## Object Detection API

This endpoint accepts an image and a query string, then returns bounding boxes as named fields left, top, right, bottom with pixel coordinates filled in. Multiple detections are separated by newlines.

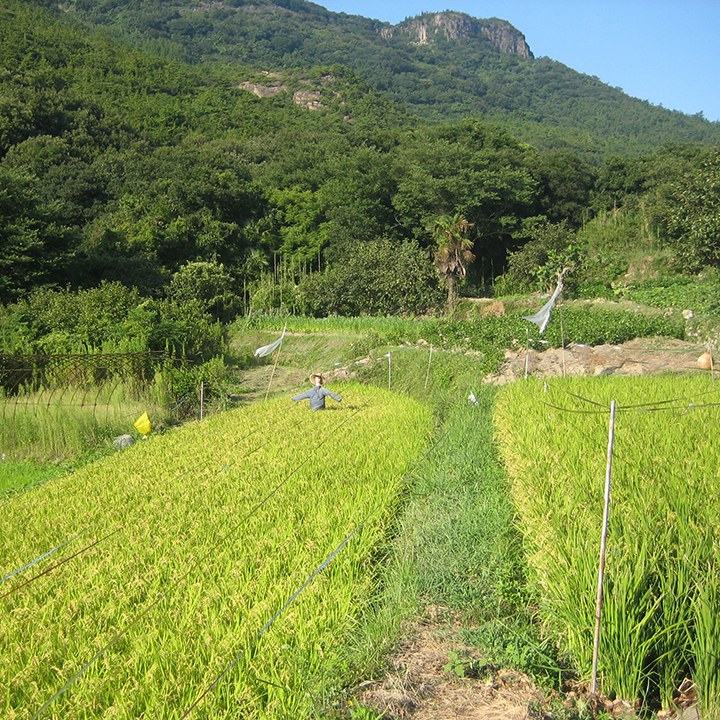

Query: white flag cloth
left=522, top=279, right=563, bottom=334
left=254, top=328, right=286, bottom=357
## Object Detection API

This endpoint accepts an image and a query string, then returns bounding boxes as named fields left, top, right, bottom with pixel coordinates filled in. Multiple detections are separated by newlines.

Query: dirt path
left=356, top=608, right=547, bottom=720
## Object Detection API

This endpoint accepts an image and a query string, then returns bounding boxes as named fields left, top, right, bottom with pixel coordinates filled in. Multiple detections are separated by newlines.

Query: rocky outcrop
left=239, top=72, right=342, bottom=112
left=382, top=12, right=533, bottom=59
left=479, top=18, right=534, bottom=57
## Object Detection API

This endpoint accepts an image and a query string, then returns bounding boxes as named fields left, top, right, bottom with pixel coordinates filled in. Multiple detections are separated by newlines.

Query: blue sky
left=318, top=0, right=720, bottom=122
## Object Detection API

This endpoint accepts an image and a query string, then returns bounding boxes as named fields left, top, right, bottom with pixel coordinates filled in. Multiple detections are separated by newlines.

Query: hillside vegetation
left=44, top=0, right=720, bottom=160
left=3, top=0, right=720, bottom=330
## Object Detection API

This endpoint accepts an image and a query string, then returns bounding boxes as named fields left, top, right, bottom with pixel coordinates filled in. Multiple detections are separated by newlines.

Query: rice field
left=0, top=382, right=433, bottom=719
left=495, top=374, right=720, bottom=716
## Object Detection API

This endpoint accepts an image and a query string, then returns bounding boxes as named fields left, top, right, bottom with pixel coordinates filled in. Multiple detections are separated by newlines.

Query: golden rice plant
left=0, top=382, right=433, bottom=719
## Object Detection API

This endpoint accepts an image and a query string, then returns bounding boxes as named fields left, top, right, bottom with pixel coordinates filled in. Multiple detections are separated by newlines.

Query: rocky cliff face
left=381, top=12, right=533, bottom=59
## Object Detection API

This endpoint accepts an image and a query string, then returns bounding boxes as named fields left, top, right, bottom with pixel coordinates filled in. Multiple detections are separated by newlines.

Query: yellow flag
left=134, top=411, right=152, bottom=437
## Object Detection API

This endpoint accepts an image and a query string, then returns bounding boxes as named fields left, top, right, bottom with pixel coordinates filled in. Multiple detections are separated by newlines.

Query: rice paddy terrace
left=1, top=384, right=433, bottom=719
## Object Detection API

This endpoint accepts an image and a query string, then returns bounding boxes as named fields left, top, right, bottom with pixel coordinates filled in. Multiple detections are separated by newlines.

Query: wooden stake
left=199, top=381, right=204, bottom=421
left=711, top=345, right=715, bottom=388
left=591, top=399, right=616, bottom=695
left=560, top=306, right=566, bottom=378
left=424, top=344, right=434, bottom=390
left=524, top=328, right=530, bottom=380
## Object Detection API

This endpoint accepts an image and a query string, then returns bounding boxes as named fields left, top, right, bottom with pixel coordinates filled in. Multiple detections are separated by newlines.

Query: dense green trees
left=0, top=166, right=74, bottom=301
left=297, top=238, right=442, bottom=316
left=1, top=0, right=719, bottom=326
left=391, top=120, right=539, bottom=287
left=498, top=220, right=579, bottom=294
left=663, top=150, right=720, bottom=271
left=3, top=281, right=224, bottom=359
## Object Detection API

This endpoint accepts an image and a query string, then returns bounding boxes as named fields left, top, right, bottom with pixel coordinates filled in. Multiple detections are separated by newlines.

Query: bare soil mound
left=484, top=337, right=710, bottom=384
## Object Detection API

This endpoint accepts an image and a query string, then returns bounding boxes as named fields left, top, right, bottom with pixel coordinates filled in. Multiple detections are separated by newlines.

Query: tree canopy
left=0, top=0, right=718, bottom=319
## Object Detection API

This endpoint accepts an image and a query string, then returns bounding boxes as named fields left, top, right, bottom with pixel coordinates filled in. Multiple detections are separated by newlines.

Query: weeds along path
left=0, top=383, right=434, bottom=719
left=349, top=388, right=544, bottom=719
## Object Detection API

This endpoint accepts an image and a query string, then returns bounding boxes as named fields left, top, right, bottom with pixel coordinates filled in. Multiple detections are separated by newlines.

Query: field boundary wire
left=0, top=528, right=121, bottom=602
left=2, top=402, right=307, bottom=586
left=30, top=390, right=380, bottom=719
left=540, top=386, right=720, bottom=415
left=0, top=525, right=97, bottom=585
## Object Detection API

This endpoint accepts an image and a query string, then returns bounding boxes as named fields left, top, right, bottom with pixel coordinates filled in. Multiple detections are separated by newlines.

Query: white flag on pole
left=254, top=327, right=286, bottom=357
left=522, top=278, right=563, bottom=334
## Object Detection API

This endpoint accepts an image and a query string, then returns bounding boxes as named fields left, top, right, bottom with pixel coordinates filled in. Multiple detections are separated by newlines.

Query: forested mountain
left=36, top=0, right=720, bottom=162
left=1, top=0, right=720, bottom=338
left=0, top=0, right=584, bottom=304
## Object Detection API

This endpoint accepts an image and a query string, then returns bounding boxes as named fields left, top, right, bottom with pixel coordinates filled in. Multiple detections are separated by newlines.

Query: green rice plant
left=0, top=383, right=433, bottom=719
left=691, top=569, right=720, bottom=720
left=597, top=540, right=663, bottom=702
left=495, top=374, right=720, bottom=710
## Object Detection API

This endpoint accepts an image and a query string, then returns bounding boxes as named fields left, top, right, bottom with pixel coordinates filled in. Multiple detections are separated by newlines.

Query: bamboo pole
left=199, top=381, right=204, bottom=421
left=591, top=399, right=616, bottom=695
left=524, top=328, right=530, bottom=380
left=424, top=344, right=434, bottom=390
left=264, top=325, right=287, bottom=401
left=265, top=348, right=282, bottom=401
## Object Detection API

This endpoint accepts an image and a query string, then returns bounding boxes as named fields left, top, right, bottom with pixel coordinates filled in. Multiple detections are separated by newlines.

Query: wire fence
left=0, top=351, right=195, bottom=418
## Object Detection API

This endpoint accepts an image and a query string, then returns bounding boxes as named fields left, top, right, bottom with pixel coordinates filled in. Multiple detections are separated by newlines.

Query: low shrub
left=619, top=273, right=720, bottom=316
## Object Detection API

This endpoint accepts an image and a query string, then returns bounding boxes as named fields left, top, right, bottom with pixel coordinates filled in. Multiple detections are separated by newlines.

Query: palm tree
left=430, top=213, right=475, bottom=313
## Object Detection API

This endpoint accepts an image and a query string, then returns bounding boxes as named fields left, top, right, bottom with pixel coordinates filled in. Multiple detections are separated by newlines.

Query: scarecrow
left=291, top=374, right=342, bottom=410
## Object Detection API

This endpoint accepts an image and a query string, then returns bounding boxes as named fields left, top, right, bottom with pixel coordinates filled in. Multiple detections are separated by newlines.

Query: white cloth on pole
left=522, top=279, right=563, bottom=334
left=254, top=328, right=286, bottom=357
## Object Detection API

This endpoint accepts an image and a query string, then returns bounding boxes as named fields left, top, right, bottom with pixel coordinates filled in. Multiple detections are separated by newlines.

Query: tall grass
left=0, top=383, right=433, bottom=719
left=0, top=382, right=153, bottom=462
left=0, top=461, right=67, bottom=497
left=0, top=367, right=193, bottom=462
left=495, top=374, right=720, bottom=714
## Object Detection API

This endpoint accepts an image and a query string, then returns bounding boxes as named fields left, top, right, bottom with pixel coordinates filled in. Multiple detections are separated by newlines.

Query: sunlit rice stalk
left=0, top=383, right=432, bottom=719
left=692, top=568, right=720, bottom=720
